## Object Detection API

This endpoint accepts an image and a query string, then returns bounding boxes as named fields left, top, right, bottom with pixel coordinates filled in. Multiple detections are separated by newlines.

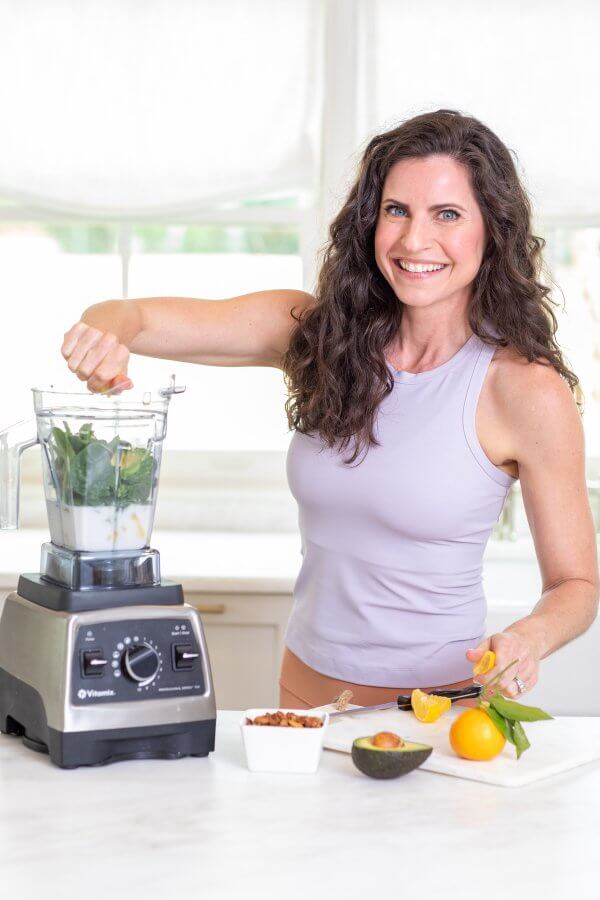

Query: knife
left=327, top=684, right=483, bottom=718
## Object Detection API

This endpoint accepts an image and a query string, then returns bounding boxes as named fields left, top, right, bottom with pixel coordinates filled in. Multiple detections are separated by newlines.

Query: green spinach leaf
left=49, top=423, right=155, bottom=508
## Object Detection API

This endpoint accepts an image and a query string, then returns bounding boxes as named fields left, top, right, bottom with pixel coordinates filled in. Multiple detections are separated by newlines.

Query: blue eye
left=384, top=204, right=405, bottom=217
left=383, top=205, right=459, bottom=221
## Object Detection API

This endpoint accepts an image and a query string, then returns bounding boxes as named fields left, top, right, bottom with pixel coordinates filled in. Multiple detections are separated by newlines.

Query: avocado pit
left=371, top=731, right=404, bottom=749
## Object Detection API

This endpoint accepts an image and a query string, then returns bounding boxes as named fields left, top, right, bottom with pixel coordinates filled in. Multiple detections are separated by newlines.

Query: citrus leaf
left=485, top=706, right=514, bottom=744
left=512, top=720, right=531, bottom=759
left=489, top=691, right=554, bottom=722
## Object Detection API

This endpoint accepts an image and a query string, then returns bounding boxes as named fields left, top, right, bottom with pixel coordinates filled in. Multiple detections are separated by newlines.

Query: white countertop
left=1, top=710, right=598, bottom=899
left=0, top=528, right=544, bottom=596
left=0, top=528, right=302, bottom=592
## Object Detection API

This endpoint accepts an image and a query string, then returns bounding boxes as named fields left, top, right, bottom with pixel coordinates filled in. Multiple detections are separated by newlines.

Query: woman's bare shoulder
left=489, top=343, right=578, bottom=429
left=490, top=343, right=566, bottom=384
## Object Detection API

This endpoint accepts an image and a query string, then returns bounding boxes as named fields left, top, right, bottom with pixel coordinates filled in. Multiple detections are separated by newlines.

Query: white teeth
left=397, top=260, right=446, bottom=273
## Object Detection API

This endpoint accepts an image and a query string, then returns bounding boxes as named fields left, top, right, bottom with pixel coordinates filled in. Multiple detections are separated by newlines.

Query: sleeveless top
left=284, top=326, right=518, bottom=688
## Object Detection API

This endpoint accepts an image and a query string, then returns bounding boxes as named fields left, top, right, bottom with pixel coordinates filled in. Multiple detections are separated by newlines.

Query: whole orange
left=449, top=708, right=506, bottom=761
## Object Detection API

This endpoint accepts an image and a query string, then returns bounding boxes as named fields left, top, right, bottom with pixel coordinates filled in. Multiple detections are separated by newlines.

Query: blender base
left=0, top=665, right=216, bottom=768
left=18, top=573, right=184, bottom=613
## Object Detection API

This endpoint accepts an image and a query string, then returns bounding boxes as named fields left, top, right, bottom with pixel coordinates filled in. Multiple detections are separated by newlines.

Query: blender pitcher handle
left=0, top=418, right=38, bottom=529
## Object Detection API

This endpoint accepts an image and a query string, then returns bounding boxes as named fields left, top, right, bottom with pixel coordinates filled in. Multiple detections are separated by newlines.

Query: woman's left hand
left=465, top=631, right=541, bottom=698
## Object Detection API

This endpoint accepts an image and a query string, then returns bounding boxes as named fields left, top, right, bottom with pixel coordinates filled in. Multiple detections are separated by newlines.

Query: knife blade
left=328, top=700, right=399, bottom=718
left=327, top=684, right=483, bottom=718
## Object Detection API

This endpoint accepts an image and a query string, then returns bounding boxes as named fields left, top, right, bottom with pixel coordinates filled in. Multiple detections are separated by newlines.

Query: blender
left=0, top=378, right=216, bottom=768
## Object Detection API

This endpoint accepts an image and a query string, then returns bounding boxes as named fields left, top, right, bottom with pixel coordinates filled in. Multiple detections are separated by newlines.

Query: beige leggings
left=278, top=647, right=479, bottom=709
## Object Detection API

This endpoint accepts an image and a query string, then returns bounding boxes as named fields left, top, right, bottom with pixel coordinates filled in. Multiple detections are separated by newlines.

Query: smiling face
left=374, top=154, right=487, bottom=313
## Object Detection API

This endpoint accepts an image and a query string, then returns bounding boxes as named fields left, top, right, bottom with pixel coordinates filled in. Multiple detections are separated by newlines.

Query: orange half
left=473, top=650, right=496, bottom=677
left=411, top=689, right=452, bottom=723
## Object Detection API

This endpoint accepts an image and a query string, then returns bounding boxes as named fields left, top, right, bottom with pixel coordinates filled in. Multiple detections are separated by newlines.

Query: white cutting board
left=324, top=705, right=600, bottom=787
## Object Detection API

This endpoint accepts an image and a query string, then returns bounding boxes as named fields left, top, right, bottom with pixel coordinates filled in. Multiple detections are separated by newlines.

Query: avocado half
left=351, top=736, right=433, bottom=779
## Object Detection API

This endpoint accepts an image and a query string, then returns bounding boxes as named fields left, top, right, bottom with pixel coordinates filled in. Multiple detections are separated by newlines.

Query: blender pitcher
left=0, top=379, right=184, bottom=552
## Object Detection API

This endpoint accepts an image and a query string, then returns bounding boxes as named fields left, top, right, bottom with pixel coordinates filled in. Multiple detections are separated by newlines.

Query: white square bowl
left=240, top=708, right=330, bottom=773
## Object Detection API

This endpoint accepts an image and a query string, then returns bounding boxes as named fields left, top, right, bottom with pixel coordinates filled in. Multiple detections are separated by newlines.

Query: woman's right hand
left=61, top=322, right=133, bottom=394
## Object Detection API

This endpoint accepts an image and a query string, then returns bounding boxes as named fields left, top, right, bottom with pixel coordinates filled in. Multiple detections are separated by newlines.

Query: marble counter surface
left=0, top=528, right=544, bottom=596
left=0, top=528, right=302, bottom=593
left=1, top=710, right=598, bottom=899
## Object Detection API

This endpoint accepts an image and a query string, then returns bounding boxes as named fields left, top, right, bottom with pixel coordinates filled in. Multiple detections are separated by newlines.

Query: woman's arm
left=467, top=359, right=599, bottom=697
left=62, top=289, right=316, bottom=391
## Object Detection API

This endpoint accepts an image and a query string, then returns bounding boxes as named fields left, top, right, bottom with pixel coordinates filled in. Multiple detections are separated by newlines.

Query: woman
left=61, top=109, right=599, bottom=709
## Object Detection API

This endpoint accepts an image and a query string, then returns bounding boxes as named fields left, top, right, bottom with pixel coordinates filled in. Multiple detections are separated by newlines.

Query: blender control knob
left=123, top=643, right=160, bottom=684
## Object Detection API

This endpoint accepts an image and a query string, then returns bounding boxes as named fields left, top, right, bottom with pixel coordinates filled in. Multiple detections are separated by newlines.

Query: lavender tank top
left=285, top=327, right=517, bottom=688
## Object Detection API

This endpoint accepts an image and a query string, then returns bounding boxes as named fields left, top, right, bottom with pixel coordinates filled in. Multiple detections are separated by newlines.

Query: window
left=127, top=213, right=305, bottom=451
left=1, top=0, right=598, bottom=538
left=540, top=225, right=600, bottom=456
left=0, top=206, right=306, bottom=451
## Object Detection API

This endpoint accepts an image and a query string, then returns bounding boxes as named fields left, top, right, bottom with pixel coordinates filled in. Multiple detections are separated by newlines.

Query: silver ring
left=513, top=675, right=526, bottom=694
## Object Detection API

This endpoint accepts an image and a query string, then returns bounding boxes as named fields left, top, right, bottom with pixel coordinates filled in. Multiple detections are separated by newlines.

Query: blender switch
left=173, top=644, right=199, bottom=670
left=82, top=650, right=108, bottom=677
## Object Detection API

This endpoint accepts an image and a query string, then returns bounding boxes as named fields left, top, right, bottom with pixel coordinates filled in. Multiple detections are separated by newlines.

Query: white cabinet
left=186, top=592, right=293, bottom=710
left=483, top=559, right=600, bottom=715
left=486, top=605, right=600, bottom=716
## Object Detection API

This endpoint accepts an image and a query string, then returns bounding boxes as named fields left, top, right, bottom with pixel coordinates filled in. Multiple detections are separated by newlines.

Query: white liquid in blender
left=46, top=501, right=154, bottom=551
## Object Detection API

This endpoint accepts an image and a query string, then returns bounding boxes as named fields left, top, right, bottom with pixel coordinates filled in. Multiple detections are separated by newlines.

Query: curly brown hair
left=282, top=108, right=582, bottom=466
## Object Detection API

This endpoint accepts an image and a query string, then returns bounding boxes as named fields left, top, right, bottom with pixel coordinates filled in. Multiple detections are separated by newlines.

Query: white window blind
left=0, top=0, right=322, bottom=217
left=0, top=0, right=322, bottom=454
left=370, top=0, right=600, bottom=222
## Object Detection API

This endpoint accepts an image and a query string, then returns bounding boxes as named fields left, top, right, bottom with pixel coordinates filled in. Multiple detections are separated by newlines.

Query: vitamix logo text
left=77, top=688, right=116, bottom=700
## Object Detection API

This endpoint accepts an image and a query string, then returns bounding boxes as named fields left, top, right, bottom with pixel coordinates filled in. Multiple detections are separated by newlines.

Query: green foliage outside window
left=3, top=194, right=302, bottom=255
left=25, top=221, right=298, bottom=255
left=45, top=224, right=117, bottom=253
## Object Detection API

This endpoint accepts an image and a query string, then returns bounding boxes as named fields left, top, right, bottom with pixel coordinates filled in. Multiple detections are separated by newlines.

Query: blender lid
left=32, top=375, right=186, bottom=412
